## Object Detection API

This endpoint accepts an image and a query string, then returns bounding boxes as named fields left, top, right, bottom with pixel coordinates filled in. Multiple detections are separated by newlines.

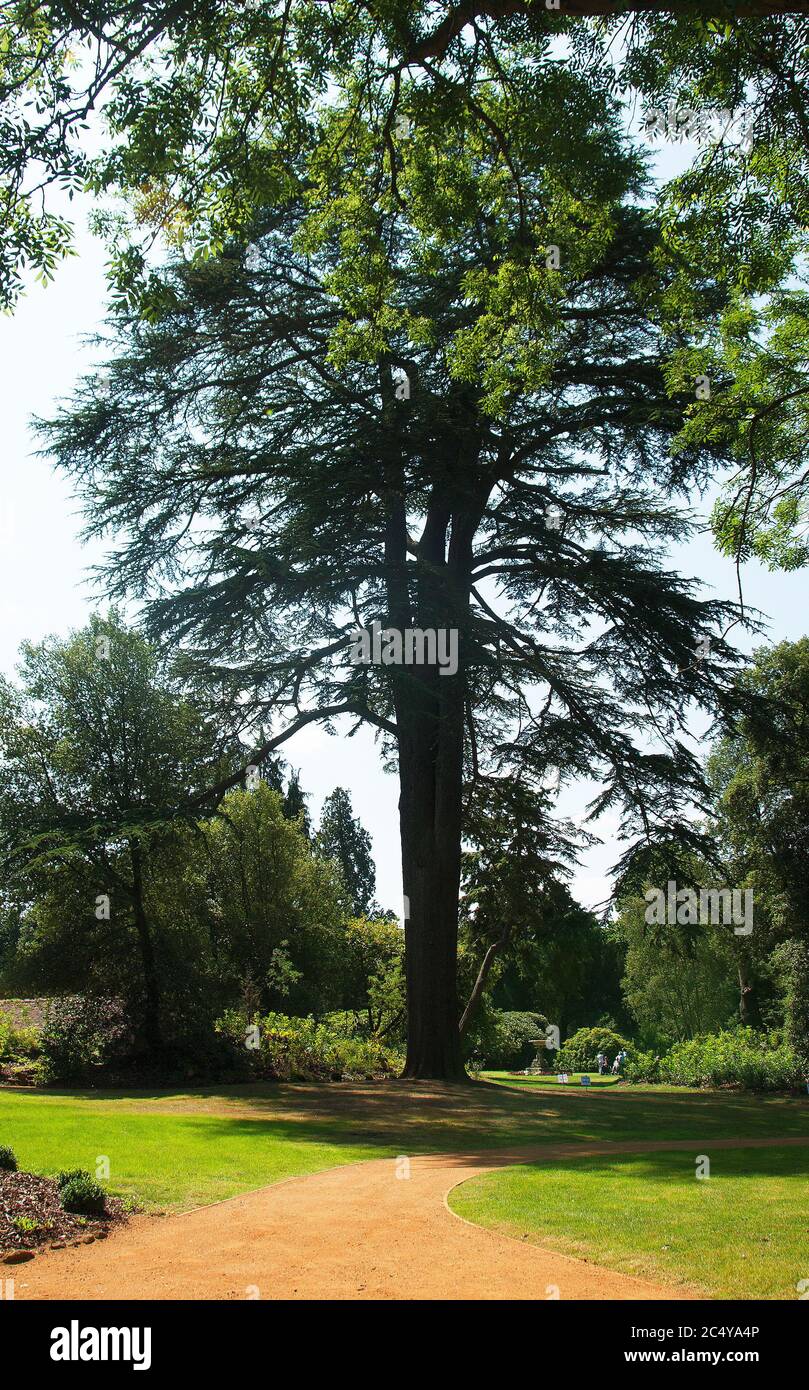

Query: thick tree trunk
left=398, top=697, right=467, bottom=1080
left=381, top=422, right=486, bottom=1079
left=129, top=839, right=163, bottom=1054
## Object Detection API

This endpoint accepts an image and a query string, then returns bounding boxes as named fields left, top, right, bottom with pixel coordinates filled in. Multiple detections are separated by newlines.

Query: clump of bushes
left=625, top=1028, right=802, bottom=1091
left=464, top=1008, right=549, bottom=1070
left=57, top=1169, right=107, bottom=1217
left=623, top=1050, right=661, bottom=1084
left=216, top=1010, right=402, bottom=1080
left=39, top=996, right=130, bottom=1084
left=556, top=1026, right=633, bottom=1073
left=666, top=1029, right=800, bottom=1091
left=0, top=1145, right=18, bottom=1171
left=0, top=1012, right=39, bottom=1062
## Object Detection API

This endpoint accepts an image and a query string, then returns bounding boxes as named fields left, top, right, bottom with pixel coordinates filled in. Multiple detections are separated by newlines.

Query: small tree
left=0, top=614, right=233, bottom=1053
left=282, top=770, right=311, bottom=838
left=709, top=640, right=809, bottom=948
left=317, top=788, right=376, bottom=917
left=340, top=915, right=405, bottom=1040
left=458, top=776, right=581, bottom=1035
left=201, top=783, right=349, bottom=1015
left=618, top=895, right=738, bottom=1045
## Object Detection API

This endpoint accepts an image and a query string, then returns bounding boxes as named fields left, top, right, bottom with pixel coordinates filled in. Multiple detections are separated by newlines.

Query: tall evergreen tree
left=317, top=788, right=376, bottom=917
left=42, top=144, right=755, bottom=1074
left=282, top=770, right=311, bottom=838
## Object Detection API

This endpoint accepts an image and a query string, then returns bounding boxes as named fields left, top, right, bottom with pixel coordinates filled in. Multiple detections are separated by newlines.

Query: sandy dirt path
left=14, top=1134, right=809, bottom=1302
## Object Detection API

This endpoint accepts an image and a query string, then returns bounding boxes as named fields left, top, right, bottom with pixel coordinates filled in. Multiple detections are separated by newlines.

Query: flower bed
left=0, top=1171, right=130, bottom=1257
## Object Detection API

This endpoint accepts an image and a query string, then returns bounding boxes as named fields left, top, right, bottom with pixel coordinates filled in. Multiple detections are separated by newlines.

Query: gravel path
left=15, top=1134, right=809, bottom=1301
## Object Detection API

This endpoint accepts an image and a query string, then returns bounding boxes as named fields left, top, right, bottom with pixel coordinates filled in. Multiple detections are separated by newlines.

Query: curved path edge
left=14, top=1135, right=809, bottom=1302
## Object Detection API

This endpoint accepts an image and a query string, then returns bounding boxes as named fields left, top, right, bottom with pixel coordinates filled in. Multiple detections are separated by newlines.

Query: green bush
left=59, top=1171, right=107, bottom=1217
left=557, top=1026, right=632, bottom=1073
left=464, top=1008, right=549, bottom=1070
left=216, top=1010, right=402, bottom=1080
left=0, top=1145, right=18, bottom=1171
left=658, top=1028, right=801, bottom=1091
left=56, top=1168, right=88, bottom=1190
left=0, top=1011, right=40, bottom=1061
left=39, top=996, right=129, bottom=1084
left=623, top=1049, right=661, bottom=1084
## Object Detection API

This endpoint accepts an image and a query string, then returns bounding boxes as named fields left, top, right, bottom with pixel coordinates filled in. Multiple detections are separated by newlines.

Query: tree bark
left=384, top=474, right=482, bottom=1078
left=406, top=0, right=809, bottom=64
left=398, top=686, right=467, bottom=1079
left=129, top=838, right=163, bottom=1054
left=380, top=372, right=490, bottom=1080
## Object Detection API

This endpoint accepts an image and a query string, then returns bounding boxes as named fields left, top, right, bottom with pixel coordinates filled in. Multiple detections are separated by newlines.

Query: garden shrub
left=56, top=1168, right=89, bottom=1190
left=657, top=1028, right=801, bottom=1091
left=39, top=996, right=130, bottom=1084
left=0, top=1011, right=39, bottom=1061
left=464, top=1008, right=549, bottom=1070
left=623, top=1050, right=661, bottom=1083
left=216, top=1010, right=402, bottom=1080
left=59, top=1171, right=107, bottom=1217
left=0, top=1145, right=18, bottom=1171
left=556, top=1026, right=632, bottom=1072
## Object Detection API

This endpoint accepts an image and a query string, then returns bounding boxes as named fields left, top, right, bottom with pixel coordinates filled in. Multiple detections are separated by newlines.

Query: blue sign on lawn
left=580, top=1074, right=591, bottom=1087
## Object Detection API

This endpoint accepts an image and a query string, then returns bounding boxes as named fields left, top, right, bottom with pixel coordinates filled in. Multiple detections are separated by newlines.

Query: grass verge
left=449, top=1144, right=809, bottom=1299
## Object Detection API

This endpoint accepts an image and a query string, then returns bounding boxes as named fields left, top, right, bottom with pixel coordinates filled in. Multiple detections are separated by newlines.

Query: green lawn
left=2, top=1077, right=807, bottom=1212
left=0, top=1091, right=388, bottom=1209
left=484, top=1070, right=623, bottom=1089
left=449, top=1145, right=809, bottom=1299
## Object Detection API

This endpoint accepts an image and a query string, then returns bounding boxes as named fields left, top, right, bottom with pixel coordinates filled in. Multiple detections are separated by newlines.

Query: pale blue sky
left=1, top=133, right=806, bottom=917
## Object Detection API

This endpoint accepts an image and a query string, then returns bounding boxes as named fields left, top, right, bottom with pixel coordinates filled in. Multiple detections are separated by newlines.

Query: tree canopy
left=39, top=113, right=767, bottom=1073
left=4, top=5, right=809, bottom=568
left=7, top=2, right=809, bottom=1074
left=0, top=613, right=230, bottom=1050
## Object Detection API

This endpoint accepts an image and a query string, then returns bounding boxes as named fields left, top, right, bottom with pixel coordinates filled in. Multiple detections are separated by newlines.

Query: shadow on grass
left=12, top=1077, right=809, bottom=1153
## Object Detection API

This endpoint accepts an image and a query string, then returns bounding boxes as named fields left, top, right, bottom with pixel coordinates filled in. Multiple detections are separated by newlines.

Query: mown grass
left=2, top=1077, right=807, bottom=1211
left=449, top=1145, right=809, bottom=1299
left=484, top=1070, right=623, bottom=1089
left=0, top=1093, right=385, bottom=1210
